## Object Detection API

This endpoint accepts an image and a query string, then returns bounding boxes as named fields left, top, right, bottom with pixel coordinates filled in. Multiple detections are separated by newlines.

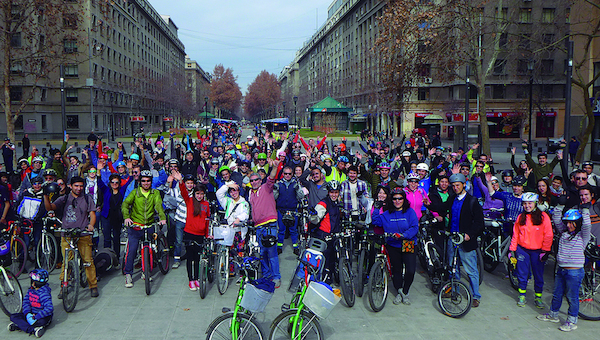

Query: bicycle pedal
left=281, top=303, right=290, bottom=312
left=222, top=307, right=231, bottom=313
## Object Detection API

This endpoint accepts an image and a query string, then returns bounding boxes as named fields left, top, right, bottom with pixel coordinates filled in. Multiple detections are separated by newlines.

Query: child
left=549, top=176, right=565, bottom=197
left=8, top=269, right=53, bottom=337
left=538, top=207, right=591, bottom=331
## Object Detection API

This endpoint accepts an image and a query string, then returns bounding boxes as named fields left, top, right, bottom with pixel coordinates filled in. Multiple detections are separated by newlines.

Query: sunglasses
left=408, top=179, right=419, bottom=183
left=575, top=177, right=588, bottom=180
left=475, top=165, right=483, bottom=168
left=58, top=182, right=65, bottom=186
left=392, top=197, right=404, bottom=201
left=110, top=181, right=120, bottom=184
left=283, top=172, right=292, bottom=175
left=141, top=179, right=151, bottom=183
left=133, top=171, right=140, bottom=175
left=250, top=178, right=261, bottom=182
left=89, top=169, right=97, bottom=173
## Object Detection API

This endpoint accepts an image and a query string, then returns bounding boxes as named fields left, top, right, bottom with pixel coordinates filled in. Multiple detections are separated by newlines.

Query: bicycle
left=206, top=256, right=270, bottom=340
left=479, top=215, right=518, bottom=289
left=56, top=227, right=94, bottom=312
left=365, top=232, right=394, bottom=312
left=133, top=222, right=170, bottom=296
left=324, top=226, right=356, bottom=307
left=294, top=199, right=311, bottom=252
left=416, top=215, right=445, bottom=293
left=37, top=211, right=60, bottom=273
left=579, top=236, right=600, bottom=321
left=438, top=232, right=473, bottom=318
left=355, top=220, right=371, bottom=298
left=4, top=218, right=29, bottom=278
left=0, top=237, right=23, bottom=317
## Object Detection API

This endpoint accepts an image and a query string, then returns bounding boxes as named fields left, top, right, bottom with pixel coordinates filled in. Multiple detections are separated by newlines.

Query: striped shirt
left=167, top=182, right=189, bottom=223
left=553, top=205, right=591, bottom=268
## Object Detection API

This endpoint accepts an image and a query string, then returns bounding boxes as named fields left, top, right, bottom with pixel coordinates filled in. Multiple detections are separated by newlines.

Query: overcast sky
left=149, top=0, right=332, bottom=93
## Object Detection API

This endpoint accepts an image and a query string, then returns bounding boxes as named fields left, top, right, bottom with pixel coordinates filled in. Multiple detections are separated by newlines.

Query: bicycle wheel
left=269, top=309, right=323, bottom=340
left=0, top=269, right=23, bottom=316
left=366, top=260, right=388, bottom=312
left=504, top=256, right=519, bottom=291
left=481, top=233, right=499, bottom=273
left=158, top=235, right=170, bottom=275
left=206, top=312, right=264, bottom=340
left=476, top=247, right=484, bottom=285
left=217, top=248, right=229, bottom=295
left=579, top=267, right=600, bottom=321
left=338, top=257, right=355, bottom=307
left=36, top=233, right=59, bottom=273
left=80, top=259, right=89, bottom=288
left=62, top=259, right=80, bottom=313
left=199, top=258, right=208, bottom=299
left=10, top=237, right=26, bottom=278
left=207, top=252, right=215, bottom=283
left=438, top=279, right=472, bottom=318
left=143, top=246, right=151, bottom=295
left=356, top=248, right=368, bottom=297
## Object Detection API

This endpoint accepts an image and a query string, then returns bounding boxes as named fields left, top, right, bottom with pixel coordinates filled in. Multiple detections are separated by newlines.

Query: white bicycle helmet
left=406, top=172, right=420, bottom=181
left=521, top=192, right=539, bottom=202
left=416, top=163, right=429, bottom=172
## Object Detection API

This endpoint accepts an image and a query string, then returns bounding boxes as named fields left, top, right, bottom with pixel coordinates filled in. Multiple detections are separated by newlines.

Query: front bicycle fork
left=141, top=241, right=155, bottom=273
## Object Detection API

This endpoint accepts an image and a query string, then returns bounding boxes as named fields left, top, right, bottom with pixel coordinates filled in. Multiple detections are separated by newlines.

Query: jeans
left=123, top=227, right=153, bottom=275
left=24, top=220, right=43, bottom=250
left=101, top=215, right=122, bottom=256
left=60, top=235, right=97, bottom=288
left=516, top=246, right=544, bottom=295
left=550, top=267, right=585, bottom=324
left=257, top=223, right=280, bottom=280
left=447, top=239, right=481, bottom=300
left=277, top=210, right=298, bottom=248
left=173, top=219, right=185, bottom=261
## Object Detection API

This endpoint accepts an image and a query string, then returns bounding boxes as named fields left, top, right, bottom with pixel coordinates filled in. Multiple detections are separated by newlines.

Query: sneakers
left=517, top=295, right=526, bottom=307
left=277, top=248, right=283, bottom=255
left=172, top=261, right=181, bottom=269
left=90, top=287, right=99, bottom=298
left=293, top=248, right=300, bottom=256
left=189, top=281, right=197, bottom=291
left=141, top=272, right=152, bottom=281
left=273, top=279, right=281, bottom=289
left=57, top=289, right=63, bottom=299
left=125, top=274, right=133, bottom=288
left=393, top=291, right=403, bottom=305
left=559, top=321, right=578, bottom=332
left=34, top=327, right=45, bottom=338
left=194, top=280, right=200, bottom=289
left=537, top=313, right=560, bottom=323
left=472, top=299, right=480, bottom=308
left=7, top=322, right=18, bottom=331
left=534, top=298, right=544, bottom=309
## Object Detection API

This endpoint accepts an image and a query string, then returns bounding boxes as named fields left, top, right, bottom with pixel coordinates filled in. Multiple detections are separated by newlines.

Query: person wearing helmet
left=509, top=192, right=554, bottom=309
left=44, top=176, right=99, bottom=298
left=581, top=161, right=600, bottom=186
left=487, top=174, right=526, bottom=223
left=445, top=171, right=484, bottom=308
left=415, top=163, right=432, bottom=194
left=121, top=169, right=167, bottom=288
left=248, top=159, right=282, bottom=288
left=274, top=166, right=305, bottom=255
left=359, top=161, right=398, bottom=198
left=252, top=153, right=269, bottom=174
left=320, top=153, right=347, bottom=183
left=475, top=173, right=503, bottom=218
left=16, top=175, right=47, bottom=247
left=19, top=156, right=45, bottom=192
left=42, top=168, right=57, bottom=183
left=310, top=179, right=342, bottom=284
left=7, top=269, right=53, bottom=337
left=372, top=184, right=419, bottom=305
left=500, top=169, right=515, bottom=194
left=403, top=172, right=429, bottom=220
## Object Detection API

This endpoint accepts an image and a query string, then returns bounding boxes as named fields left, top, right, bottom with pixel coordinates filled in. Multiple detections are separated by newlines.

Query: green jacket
left=121, top=187, right=166, bottom=225
left=525, top=153, right=560, bottom=180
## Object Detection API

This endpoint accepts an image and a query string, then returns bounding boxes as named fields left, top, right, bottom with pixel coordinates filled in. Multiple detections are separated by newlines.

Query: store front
left=536, top=111, right=556, bottom=138
left=448, top=112, right=520, bottom=138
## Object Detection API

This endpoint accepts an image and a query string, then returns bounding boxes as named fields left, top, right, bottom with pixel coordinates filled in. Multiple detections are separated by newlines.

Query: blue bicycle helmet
left=338, top=156, right=349, bottom=163
left=30, top=268, right=49, bottom=285
left=562, top=209, right=582, bottom=221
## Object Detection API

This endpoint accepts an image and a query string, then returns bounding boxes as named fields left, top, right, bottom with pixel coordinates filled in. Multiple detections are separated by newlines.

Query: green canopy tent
left=308, top=96, right=352, bottom=132
left=199, top=111, right=215, bottom=135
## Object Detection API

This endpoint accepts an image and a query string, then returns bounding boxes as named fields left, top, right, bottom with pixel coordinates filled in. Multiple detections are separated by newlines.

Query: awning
left=309, top=96, right=351, bottom=113
left=537, top=111, right=557, bottom=117
left=211, top=118, right=237, bottom=124
left=424, top=114, right=444, bottom=121
left=261, top=118, right=289, bottom=124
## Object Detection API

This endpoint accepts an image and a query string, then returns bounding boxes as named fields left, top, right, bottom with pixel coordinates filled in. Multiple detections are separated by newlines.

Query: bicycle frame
left=62, top=238, right=80, bottom=288
left=140, top=227, right=157, bottom=273
left=0, top=266, right=17, bottom=293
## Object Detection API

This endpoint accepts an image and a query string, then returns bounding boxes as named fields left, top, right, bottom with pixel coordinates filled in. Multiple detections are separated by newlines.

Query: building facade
left=281, top=0, right=573, bottom=140
left=185, top=56, right=212, bottom=126
left=1, top=0, right=187, bottom=140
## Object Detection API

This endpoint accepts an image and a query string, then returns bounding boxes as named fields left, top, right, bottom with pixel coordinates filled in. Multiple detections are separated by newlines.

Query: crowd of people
left=0, top=125, right=598, bottom=335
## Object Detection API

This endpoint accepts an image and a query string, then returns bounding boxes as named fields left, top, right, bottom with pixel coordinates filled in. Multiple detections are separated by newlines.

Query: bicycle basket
left=303, top=281, right=340, bottom=319
left=240, top=282, right=274, bottom=313
left=213, top=226, right=235, bottom=246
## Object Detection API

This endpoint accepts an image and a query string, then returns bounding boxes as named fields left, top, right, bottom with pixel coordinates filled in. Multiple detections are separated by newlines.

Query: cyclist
left=274, top=166, right=305, bottom=255
left=404, top=173, right=429, bottom=220
left=121, top=170, right=167, bottom=288
left=537, top=207, right=590, bottom=331
left=43, top=176, right=99, bottom=298
left=16, top=175, right=46, bottom=247
left=7, top=269, right=53, bottom=337
left=445, top=173, right=484, bottom=308
left=371, top=187, right=418, bottom=305
left=509, top=192, right=554, bottom=308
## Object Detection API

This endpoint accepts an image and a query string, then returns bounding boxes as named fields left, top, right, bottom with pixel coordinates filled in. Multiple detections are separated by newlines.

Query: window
left=64, top=64, right=78, bottom=77
left=63, top=13, right=77, bottom=28
left=516, top=85, right=528, bottom=99
left=40, top=88, right=47, bottom=102
left=418, top=64, right=431, bottom=77
left=66, top=88, right=78, bottom=102
left=10, top=87, right=22, bottom=101
left=11, top=5, right=21, bottom=20
left=41, top=115, right=47, bottom=131
left=520, top=8, right=532, bottom=23
left=495, top=7, right=508, bottom=21
left=10, top=62, right=23, bottom=74
left=499, top=33, right=508, bottom=49
left=542, top=8, right=555, bottom=23
left=418, top=88, right=429, bottom=100
left=63, top=39, right=77, bottom=53
left=10, top=33, right=21, bottom=47
left=469, top=85, right=478, bottom=100
left=15, top=115, right=23, bottom=130
left=517, top=59, right=529, bottom=74
left=519, top=34, right=531, bottom=50
left=565, top=8, right=570, bottom=24
left=39, top=35, right=45, bottom=50
left=493, top=59, right=506, bottom=75
left=492, top=85, right=506, bottom=99
left=541, top=59, right=554, bottom=74
left=541, top=85, right=553, bottom=98
left=95, top=114, right=98, bottom=129
left=543, top=34, right=555, bottom=46
left=66, top=115, right=79, bottom=129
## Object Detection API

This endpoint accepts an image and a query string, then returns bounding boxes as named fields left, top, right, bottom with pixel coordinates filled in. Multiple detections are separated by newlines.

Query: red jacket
left=180, top=182, right=209, bottom=236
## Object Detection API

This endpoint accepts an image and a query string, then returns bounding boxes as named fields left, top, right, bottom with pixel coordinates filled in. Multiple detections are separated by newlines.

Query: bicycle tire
left=579, top=267, right=600, bottom=321
left=62, top=259, right=79, bottom=313
left=366, top=260, right=387, bottom=312
left=481, top=233, right=499, bottom=273
left=207, top=252, right=215, bottom=283
left=10, top=236, right=26, bottom=278
left=158, top=235, right=170, bottom=275
left=417, top=240, right=428, bottom=273
left=476, top=247, right=484, bottom=285
left=80, top=259, right=89, bottom=288
left=143, top=246, right=151, bottom=296
left=36, top=232, right=59, bottom=273
left=268, top=309, right=323, bottom=340
left=438, top=279, right=472, bottom=318
left=338, top=257, right=355, bottom=307
left=206, top=312, right=264, bottom=340
left=0, top=269, right=23, bottom=316
left=217, top=248, right=229, bottom=295
left=504, top=256, right=519, bottom=291
left=199, top=258, right=208, bottom=299
left=356, top=248, right=368, bottom=297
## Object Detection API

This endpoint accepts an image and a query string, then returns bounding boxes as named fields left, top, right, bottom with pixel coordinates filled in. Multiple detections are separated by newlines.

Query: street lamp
left=293, top=96, right=298, bottom=128
left=528, top=59, right=534, bottom=152
left=204, top=96, right=208, bottom=136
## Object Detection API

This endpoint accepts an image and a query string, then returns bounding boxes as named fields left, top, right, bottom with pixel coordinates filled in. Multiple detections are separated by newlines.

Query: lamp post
left=293, top=96, right=298, bottom=128
left=528, top=60, right=534, bottom=153
left=204, top=96, right=208, bottom=136
left=464, top=64, right=470, bottom=152
left=60, top=65, right=66, bottom=132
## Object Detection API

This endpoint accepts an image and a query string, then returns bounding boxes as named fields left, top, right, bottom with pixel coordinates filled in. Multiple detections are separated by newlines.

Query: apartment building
left=1, top=0, right=187, bottom=140
left=281, top=0, right=572, bottom=140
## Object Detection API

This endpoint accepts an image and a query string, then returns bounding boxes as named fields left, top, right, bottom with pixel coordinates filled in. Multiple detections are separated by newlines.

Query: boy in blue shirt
left=8, top=269, right=53, bottom=337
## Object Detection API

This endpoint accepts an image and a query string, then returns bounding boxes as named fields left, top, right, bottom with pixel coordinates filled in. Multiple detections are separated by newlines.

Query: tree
left=209, top=64, right=242, bottom=118
left=244, top=70, right=280, bottom=118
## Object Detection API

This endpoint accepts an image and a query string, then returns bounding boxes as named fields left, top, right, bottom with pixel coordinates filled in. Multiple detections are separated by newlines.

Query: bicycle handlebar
left=55, top=228, right=94, bottom=237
